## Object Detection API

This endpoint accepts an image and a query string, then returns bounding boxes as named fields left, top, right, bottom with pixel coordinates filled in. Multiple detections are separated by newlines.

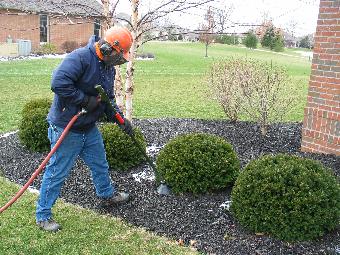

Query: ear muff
left=97, top=39, right=127, bottom=65
left=99, top=41, right=113, bottom=56
left=100, top=40, right=122, bottom=57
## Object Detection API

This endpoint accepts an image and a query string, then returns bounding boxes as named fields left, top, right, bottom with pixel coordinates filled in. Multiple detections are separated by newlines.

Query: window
left=40, top=15, right=48, bottom=43
left=94, top=19, right=100, bottom=37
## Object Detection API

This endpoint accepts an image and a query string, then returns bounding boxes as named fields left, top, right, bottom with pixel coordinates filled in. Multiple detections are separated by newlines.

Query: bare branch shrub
left=207, top=59, right=244, bottom=122
left=207, top=58, right=299, bottom=135
left=61, top=41, right=79, bottom=53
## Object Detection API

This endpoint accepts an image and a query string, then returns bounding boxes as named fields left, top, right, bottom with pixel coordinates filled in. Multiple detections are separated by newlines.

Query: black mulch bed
left=0, top=118, right=339, bottom=255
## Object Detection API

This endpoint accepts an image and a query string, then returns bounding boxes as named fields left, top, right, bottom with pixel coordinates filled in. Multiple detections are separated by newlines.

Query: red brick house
left=0, top=0, right=104, bottom=52
left=301, top=0, right=340, bottom=155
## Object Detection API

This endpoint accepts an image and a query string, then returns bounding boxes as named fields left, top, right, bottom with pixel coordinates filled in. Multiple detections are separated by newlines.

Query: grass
left=0, top=43, right=314, bottom=254
left=0, top=177, right=198, bottom=255
left=0, top=42, right=313, bottom=133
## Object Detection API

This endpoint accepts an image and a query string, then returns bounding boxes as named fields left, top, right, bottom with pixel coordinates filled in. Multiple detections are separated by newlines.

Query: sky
left=113, top=0, right=320, bottom=37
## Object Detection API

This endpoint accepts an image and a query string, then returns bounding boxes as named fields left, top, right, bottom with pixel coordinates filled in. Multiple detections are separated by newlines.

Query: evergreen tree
left=231, top=35, right=239, bottom=45
left=272, top=33, right=284, bottom=52
left=215, top=35, right=232, bottom=44
left=244, top=31, right=258, bottom=49
left=261, top=26, right=275, bottom=48
left=299, top=36, right=311, bottom=49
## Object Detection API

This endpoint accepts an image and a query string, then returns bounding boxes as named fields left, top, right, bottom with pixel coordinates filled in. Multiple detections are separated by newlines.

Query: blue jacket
left=48, top=35, right=117, bottom=132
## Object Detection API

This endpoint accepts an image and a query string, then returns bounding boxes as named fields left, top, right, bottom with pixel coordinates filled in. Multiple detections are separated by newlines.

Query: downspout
left=48, top=14, right=50, bottom=44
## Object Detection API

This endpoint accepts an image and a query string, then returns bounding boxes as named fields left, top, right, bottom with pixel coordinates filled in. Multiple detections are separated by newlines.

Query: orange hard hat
left=104, top=26, right=133, bottom=61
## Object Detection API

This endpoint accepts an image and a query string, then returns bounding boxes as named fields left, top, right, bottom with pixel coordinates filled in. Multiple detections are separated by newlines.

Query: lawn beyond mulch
left=0, top=118, right=339, bottom=255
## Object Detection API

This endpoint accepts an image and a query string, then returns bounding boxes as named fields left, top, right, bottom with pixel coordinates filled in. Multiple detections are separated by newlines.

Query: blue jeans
left=36, top=122, right=115, bottom=221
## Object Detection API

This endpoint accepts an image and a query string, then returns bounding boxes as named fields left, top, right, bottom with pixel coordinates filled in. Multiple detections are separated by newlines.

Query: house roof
left=0, top=0, right=103, bottom=17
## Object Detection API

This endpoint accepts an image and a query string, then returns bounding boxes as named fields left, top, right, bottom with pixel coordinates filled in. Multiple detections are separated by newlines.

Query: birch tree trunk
left=102, top=0, right=110, bottom=31
left=122, top=0, right=213, bottom=121
left=102, top=0, right=124, bottom=112
left=114, top=66, right=125, bottom=112
left=124, top=0, right=139, bottom=121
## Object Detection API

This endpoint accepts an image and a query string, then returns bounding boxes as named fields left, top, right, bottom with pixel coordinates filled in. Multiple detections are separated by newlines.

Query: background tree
left=213, top=4, right=233, bottom=34
left=207, top=58, right=299, bottom=135
left=215, top=34, right=239, bottom=45
left=215, top=35, right=231, bottom=44
left=299, top=35, right=312, bottom=49
left=243, top=31, right=258, bottom=49
left=261, top=26, right=275, bottom=48
left=115, top=0, right=214, bottom=120
left=256, top=20, right=273, bottom=40
left=167, top=27, right=178, bottom=41
left=199, top=6, right=215, bottom=57
left=210, top=4, right=234, bottom=46
left=100, top=0, right=126, bottom=111
left=286, top=19, right=297, bottom=38
left=272, top=33, right=284, bottom=52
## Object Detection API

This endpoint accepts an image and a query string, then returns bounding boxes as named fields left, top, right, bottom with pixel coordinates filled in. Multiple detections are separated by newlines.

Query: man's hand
left=81, top=95, right=100, bottom=112
left=119, top=118, right=133, bottom=136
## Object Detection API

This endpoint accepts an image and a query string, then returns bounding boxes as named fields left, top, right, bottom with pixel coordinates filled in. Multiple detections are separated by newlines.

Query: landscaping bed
left=0, top=118, right=339, bottom=255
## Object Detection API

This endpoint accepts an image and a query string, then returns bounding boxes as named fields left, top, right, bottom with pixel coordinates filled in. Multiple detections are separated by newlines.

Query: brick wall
left=0, top=9, right=102, bottom=52
left=301, top=0, right=340, bottom=155
left=0, top=10, right=40, bottom=49
left=50, top=16, right=99, bottom=51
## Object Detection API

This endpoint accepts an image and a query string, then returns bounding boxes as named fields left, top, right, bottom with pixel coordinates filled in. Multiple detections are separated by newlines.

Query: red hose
left=0, top=111, right=84, bottom=213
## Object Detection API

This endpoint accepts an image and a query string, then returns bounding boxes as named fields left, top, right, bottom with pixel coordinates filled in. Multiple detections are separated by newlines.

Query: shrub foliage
left=100, top=123, right=146, bottom=171
left=243, top=31, right=258, bottom=49
left=231, top=154, right=340, bottom=241
left=156, top=133, right=240, bottom=194
left=61, top=41, right=79, bottom=53
left=34, top=43, right=58, bottom=55
left=19, top=98, right=52, bottom=152
left=21, top=98, right=52, bottom=116
left=207, top=58, right=299, bottom=135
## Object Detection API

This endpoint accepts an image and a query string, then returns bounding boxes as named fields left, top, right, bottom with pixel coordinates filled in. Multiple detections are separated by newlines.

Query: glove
left=81, top=95, right=100, bottom=112
left=118, top=118, right=133, bottom=136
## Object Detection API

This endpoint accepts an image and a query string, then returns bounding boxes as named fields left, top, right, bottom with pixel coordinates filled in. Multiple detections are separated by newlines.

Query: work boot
left=99, top=192, right=130, bottom=209
left=36, top=218, right=61, bottom=232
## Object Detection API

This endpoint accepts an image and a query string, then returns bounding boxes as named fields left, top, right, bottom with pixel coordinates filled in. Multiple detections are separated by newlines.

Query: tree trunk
left=124, top=0, right=139, bottom=121
left=103, top=0, right=124, bottom=112
left=125, top=59, right=135, bottom=121
left=114, top=66, right=124, bottom=113
left=102, top=0, right=110, bottom=31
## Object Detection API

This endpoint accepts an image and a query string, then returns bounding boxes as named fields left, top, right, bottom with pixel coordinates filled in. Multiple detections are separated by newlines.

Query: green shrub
left=33, top=43, right=58, bottom=55
left=21, top=98, right=52, bottom=116
left=19, top=99, right=51, bottom=152
left=155, top=133, right=240, bottom=194
left=231, top=154, right=340, bottom=241
left=272, top=35, right=285, bottom=52
left=61, top=41, right=79, bottom=53
left=100, top=123, right=146, bottom=171
left=243, top=31, right=258, bottom=49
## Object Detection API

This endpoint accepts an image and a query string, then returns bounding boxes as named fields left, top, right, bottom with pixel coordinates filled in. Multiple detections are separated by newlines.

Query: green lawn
left=0, top=42, right=312, bottom=133
left=0, top=43, right=314, bottom=254
left=0, top=177, right=198, bottom=255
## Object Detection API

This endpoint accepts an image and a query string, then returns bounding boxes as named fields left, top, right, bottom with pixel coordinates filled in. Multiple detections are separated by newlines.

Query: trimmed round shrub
left=100, top=123, right=146, bottom=171
left=231, top=154, right=340, bottom=241
left=155, top=133, right=240, bottom=194
left=21, top=98, right=52, bottom=116
left=19, top=98, right=51, bottom=152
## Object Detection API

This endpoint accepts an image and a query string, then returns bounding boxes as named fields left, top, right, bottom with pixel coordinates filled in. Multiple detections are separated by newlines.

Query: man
left=36, top=26, right=133, bottom=232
